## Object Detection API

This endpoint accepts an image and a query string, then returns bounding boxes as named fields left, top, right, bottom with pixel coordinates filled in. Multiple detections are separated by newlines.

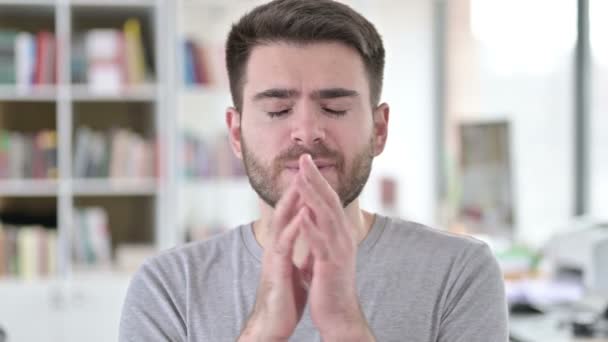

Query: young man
left=119, top=0, right=509, bottom=341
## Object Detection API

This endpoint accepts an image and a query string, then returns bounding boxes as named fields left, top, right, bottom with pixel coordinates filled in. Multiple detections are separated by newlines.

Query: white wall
left=354, top=0, right=438, bottom=227
left=446, top=0, right=576, bottom=247
left=590, top=64, right=608, bottom=221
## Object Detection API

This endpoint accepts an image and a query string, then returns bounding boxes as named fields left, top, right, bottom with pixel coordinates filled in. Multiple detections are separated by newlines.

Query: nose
left=290, top=107, right=325, bottom=146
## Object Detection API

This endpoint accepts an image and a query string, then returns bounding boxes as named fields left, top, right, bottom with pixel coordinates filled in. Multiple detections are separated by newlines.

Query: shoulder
left=139, top=225, right=247, bottom=278
left=379, top=215, right=491, bottom=260
left=121, top=225, right=249, bottom=325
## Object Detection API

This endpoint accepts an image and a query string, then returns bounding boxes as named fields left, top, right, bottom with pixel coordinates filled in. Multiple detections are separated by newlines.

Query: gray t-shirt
left=119, top=215, right=509, bottom=341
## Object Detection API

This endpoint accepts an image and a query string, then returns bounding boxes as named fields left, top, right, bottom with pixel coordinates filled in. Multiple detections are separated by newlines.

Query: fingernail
left=299, top=154, right=309, bottom=168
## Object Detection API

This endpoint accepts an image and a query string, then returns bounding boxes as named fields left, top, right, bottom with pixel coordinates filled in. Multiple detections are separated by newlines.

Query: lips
left=284, top=159, right=335, bottom=171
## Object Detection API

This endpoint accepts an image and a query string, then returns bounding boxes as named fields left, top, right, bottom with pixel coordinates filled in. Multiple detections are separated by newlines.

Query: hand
left=296, top=154, right=375, bottom=341
left=238, top=181, right=312, bottom=341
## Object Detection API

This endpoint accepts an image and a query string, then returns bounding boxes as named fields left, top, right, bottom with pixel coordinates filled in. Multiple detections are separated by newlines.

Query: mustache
left=275, top=143, right=343, bottom=167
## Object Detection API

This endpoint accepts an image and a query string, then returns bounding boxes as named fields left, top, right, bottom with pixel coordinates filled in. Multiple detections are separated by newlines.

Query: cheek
left=242, top=127, right=281, bottom=162
left=333, top=120, right=371, bottom=148
left=243, top=117, right=292, bottom=150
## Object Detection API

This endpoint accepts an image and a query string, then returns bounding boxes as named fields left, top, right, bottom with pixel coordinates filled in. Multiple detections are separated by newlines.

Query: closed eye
left=267, top=109, right=290, bottom=118
left=323, top=108, right=347, bottom=116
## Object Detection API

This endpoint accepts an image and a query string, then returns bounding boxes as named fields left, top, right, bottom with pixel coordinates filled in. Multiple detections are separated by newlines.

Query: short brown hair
left=225, top=0, right=385, bottom=113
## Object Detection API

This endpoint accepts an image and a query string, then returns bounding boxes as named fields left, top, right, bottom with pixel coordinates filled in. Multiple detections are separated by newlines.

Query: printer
left=543, top=220, right=608, bottom=294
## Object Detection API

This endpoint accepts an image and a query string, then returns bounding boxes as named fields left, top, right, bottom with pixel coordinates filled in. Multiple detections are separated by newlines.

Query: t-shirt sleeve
left=437, top=242, right=509, bottom=342
left=119, top=257, right=188, bottom=342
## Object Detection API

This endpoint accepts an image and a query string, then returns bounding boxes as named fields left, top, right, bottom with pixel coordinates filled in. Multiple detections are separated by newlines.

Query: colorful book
left=184, top=40, right=196, bottom=85
left=15, top=32, right=36, bottom=90
left=73, top=207, right=111, bottom=267
left=34, top=31, right=55, bottom=85
left=0, top=222, right=5, bottom=277
left=123, top=18, right=147, bottom=85
left=0, top=30, right=18, bottom=84
left=86, top=29, right=124, bottom=93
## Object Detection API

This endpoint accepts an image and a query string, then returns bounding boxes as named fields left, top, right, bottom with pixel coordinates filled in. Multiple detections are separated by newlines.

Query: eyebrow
left=252, top=88, right=359, bottom=101
left=253, top=88, right=299, bottom=101
left=314, top=88, right=359, bottom=99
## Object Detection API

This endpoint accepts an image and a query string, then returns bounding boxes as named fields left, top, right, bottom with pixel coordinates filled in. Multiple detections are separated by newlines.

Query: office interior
left=0, top=0, right=607, bottom=341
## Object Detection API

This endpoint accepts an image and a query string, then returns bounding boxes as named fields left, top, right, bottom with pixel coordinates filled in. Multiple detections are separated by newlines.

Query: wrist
left=320, top=326, right=375, bottom=342
left=238, top=314, right=290, bottom=342
left=319, top=316, right=375, bottom=342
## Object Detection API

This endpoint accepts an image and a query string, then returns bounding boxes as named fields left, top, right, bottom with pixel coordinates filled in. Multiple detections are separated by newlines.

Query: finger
left=271, top=180, right=301, bottom=241
left=271, top=207, right=307, bottom=277
left=297, top=252, right=314, bottom=290
left=300, top=208, right=330, bottom=262
left=275, top=206, right=307, bottom=257
left=296, top=172, right=338, bottom=240
left=299, top=154, right=341, bottom=212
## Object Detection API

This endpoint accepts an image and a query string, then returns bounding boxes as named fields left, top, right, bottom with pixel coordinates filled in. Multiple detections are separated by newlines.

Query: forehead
left=243, top=41, right=369, bottom=98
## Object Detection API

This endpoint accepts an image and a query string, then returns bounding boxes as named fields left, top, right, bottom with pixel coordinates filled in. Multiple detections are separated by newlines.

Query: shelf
left=180, top=85, right=231, bottom=97
left=0, top=179, right=58, bottom=197
left=0, top=0, right=55, bottom=6
left=0, top=85, right=57, bottom=102
left=179, top=0, right=263, bottom=10
left=69, top=0, right=156, bottom=8
left=180, top=177, right=249, bottom=187
left=70, top=84, right=157, bottom=102
left=0, top=178, right=159, bottom=197
left=72, top=178, right=157, bottom=196
left=0, top=85, right=158, bottom=102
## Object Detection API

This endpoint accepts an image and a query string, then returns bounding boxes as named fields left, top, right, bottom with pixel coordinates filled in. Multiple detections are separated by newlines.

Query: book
left=0, top=30, right=18, bottom=84
left=0, top=222, right=5, bottom=277
left=5, top=227, right=18, bottom=276
left=0, top=224, right=57, bottom=279
left=34, top=31, right=56, bottom=85
left=193, top=42, right=212, bottom=85
left=7, top=132, right=25, bottom=178
left=73, top=127, right=154, bottom=178
left=181, top=131, right=245, bottom=179
left=0, top=131, right=8, bottom=178
left=0, top=130, right=58, bottom=179
left=85, top=29, right=124, bottom=93
left=73, top=207, right=111, bottom=267
left=76, top=19, right=150, bottom=89
left=183, top=38, right=215, bottom=86
left=0, top=30, right=57, bottom=87
left=46, top=230, right=57, bottom=276
left=17, top=226, right=38, bottom=280
left=15, top=32, right=36, bottom=90
left=123, top=18, right=147, bottom=85
left=184, top=40, right=196, bottom=86
left=71, top=33, right=87, bottom=84
left=41, top=130, right=58, bottom=178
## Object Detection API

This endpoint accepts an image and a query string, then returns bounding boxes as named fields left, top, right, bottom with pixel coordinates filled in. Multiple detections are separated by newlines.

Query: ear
left=226, top=107, right=243, bottom=160
left=372, top=102, right=389, bottom=156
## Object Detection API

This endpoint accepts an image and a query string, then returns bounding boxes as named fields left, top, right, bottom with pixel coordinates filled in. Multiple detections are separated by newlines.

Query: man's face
left=229, top=42, right=386, bottom=208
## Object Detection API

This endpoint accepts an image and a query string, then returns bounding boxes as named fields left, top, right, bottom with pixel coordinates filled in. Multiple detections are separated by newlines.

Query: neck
left=252, top=197, right=375, bottom=267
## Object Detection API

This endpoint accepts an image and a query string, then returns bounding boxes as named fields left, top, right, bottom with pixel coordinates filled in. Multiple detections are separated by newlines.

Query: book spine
left=34, top=31, right=49, bottom=85
left=0, top=223, right=5, bottom=277
left=15, top=32, right=35, bottom=90
left=124, top=18, right=147, bottom=85
left=0, top=30, right=17, bottom=84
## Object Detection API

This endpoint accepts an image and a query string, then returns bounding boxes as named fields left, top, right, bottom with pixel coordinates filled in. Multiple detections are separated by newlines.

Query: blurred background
left=0, top=0, right=607, bottom=341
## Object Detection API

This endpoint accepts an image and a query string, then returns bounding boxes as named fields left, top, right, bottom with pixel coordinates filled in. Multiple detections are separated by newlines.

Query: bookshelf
left=168, top=0, right=262, bottom=244
left=0, top=1, right=168, bottom=341
left=1, top=0, right=265, bottom=340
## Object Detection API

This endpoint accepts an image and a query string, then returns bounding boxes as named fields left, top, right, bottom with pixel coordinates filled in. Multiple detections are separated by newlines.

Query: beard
left=241, top=133, right=375, bottom=209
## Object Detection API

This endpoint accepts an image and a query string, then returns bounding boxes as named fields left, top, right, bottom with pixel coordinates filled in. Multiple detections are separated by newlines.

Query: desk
left=510, top=313, right=608, bottom=342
